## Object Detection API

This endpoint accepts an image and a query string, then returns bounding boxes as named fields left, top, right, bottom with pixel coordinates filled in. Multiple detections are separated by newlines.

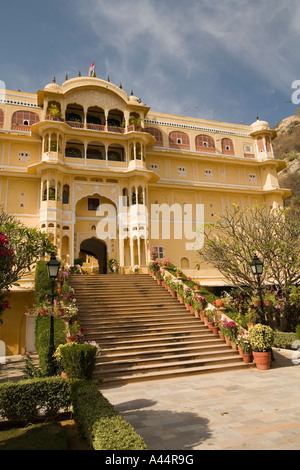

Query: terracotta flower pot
left=230, top=341, right=237, bottom=350
left=238, top=346, right=243, bottom=355
left=219, top=331, right=224, bottom=339
left=194, top=310, right=200, bottom=318
left=212, top=326, right=219, bottom=335
left=242, top=353, right=253, bottom=364
left=178, top=296, right=184, bottom=304
left=215, top=299, right=223, bottom=307
left=247, top=323, right=254, bottom=329
left=225, top=336, right=231, bottom=346
left=253, top=351, right=271, bottom=370
left=208, top=321, right=214, bottom=330
left=253, top=300, right=261, bottom=307
left=66, top=335, right=77, bottom=343
left=264, top=300, right=273, bottom=307
left=203, top=316, right=209, bottom=325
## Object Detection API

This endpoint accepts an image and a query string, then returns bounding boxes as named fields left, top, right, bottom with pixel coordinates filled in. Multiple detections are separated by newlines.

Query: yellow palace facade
left=0, top=75, right=289, bottom=282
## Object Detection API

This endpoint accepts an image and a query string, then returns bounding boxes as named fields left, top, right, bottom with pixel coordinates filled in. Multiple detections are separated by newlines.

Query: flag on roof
left=88, top=62, right=95, bottom=77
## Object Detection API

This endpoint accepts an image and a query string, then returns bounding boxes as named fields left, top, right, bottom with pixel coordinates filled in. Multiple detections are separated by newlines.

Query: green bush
left=35, top=315, right=66, bottom=374
left=34, top=261, right=53, bottom=305
left=0, top=377, right=71, bottom=422
left=71, top=380, right=147, bottom=450
left=296, top=325, right=300, bottom=341
left=274, top=331, right=297, bottom=349
left=56, top=343, right=98, bottom=380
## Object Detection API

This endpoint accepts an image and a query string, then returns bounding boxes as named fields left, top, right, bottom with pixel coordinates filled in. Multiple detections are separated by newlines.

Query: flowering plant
left=66, top=320, right=84, bottom=339
left=132, top=265, right=139, bottom=273
left=149, top=261, right=160, bottom=273
left=183, top=286, right=192, bottom=304
left=197, top=296, right=208, bottom=308
left=221, top=320, right=238, bottom=341
left=237, top=331, right=252, bottom=354
left=248, top=324, right=274, bottom=352
left=160, top=257, right=169, bottom=267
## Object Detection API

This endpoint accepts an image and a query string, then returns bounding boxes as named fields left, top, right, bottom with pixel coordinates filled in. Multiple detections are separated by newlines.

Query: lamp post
left=250, top=254, right=265, bottom=323
left=46, top=252, right=60, bottom=376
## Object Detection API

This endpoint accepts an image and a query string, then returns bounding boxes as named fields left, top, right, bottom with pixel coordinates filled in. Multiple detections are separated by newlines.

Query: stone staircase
left=69, top=274, right=252, bottom=386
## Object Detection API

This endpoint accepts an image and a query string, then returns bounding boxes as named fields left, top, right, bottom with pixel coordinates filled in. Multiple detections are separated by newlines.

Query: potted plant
left=65, top=320, right=82, bottom=343
left=248, top=324, right=274, bottom=369
left=237, top=330, right=253, bottom=362
left=177, top=283, right=184, bottom=303
left=184, top=287, right=192, bottom=311
left=169, top=281, right=177, bottom=298
left=251, top=295, right=261, bottom=308
left=176, top=268, right=183, bottom=279
left=263, top=291, right=275, bottom=307
left=192, top=300, right=202, bottom=317
left=222, top=320, right=238, bottom=347
left=214, top=298, right=224, bottom=307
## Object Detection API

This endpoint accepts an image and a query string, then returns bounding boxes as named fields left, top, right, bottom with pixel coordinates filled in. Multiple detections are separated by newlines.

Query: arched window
left=87, top=142, right=105, bottom=160
left=11, top=110, right=39, bottom=130
left=145, top=127, right=164, bottom=147
left=265, top=136, right=272, bottom=152
left=66, top=103, right=84, bottom=127
left=195, top=135, right=215, bottom=153
left=221, top=138, right=235, bottom=156
left=65, top=140, right=84, bottom=158
left=180, top=257, right=190, bottom=268
left=63, top=185, right=70, bottom=204
left=256, top=136, right=265, bottom=153
left=169, top=131, right=190, bottom=150
left=108, top=144, right=125, bottom=162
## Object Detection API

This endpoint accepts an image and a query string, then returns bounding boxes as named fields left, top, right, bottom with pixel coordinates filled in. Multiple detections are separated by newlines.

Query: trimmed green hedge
left=71, top=380, right=147, bottom=450
left=273, top=331, right=297, bottom=350
left=0, top=377, right=71, bottom=422
left=35, top=316, right=66, bottom=374
left=34, top=260, right=66, bottom=374
left=57, top=343, right=98, bottom=380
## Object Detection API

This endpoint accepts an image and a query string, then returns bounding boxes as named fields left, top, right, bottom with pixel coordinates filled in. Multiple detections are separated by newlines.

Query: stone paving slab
left=100, top=349, right=300, bottom=451
left=0, top=348, right=299, bottom=450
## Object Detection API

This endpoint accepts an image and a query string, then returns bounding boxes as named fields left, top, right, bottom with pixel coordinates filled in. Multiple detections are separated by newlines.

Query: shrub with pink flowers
left=221, top=320, right=238, bottom=341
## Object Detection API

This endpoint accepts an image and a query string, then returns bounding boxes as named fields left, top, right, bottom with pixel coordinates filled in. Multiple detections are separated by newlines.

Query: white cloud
left=74, top=0, right=300, bottom=119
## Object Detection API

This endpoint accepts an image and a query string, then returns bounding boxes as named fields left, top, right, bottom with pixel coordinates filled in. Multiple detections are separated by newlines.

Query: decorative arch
left=145, top=127, right=163, bottom=147
left=221, top=138, right=235, bottom=155
left=11, top=110, right=39, bottom=129
left=169, top=131, right=190, bottom=150
left=80, top=238, right=108, bottom=274
left=180, top=257, right=190, bottom=268
left=195, top=134, right=215, bottom=153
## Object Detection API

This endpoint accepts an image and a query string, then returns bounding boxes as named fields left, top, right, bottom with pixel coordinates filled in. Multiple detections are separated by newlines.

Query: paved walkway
left=1, top=349, right=299, bottom=450
left=100, top=348, right=300, bottom=450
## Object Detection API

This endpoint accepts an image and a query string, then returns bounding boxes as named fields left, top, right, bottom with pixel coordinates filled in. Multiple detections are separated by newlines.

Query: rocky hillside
left=272, top=111, right=300, bottom=208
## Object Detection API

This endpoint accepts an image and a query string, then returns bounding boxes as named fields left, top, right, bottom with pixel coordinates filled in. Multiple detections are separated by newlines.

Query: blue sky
left=1, top=0, right=299, bottom=126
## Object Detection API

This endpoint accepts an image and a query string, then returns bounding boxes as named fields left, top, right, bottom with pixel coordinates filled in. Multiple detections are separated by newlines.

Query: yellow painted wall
left=0, top=292, right=34, bottom=356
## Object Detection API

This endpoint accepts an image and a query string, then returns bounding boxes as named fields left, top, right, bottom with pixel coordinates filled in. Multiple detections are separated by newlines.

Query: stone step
left=98, top=345, right=234, bottom=365
left=97, top=342, right=236, bottom=362
left=98, top=361, right=253, bottom=386
left=69, top=274, right=253, bottom=385
left=89, top=332, right=217, bottom=348
left=95, top=337, right=224, bottom=354
left=97, top=354, right=243, bottom=378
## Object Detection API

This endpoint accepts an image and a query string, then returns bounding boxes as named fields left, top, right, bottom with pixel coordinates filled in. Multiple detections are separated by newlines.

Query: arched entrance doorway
left=80, top=238, right=107, bottom=274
